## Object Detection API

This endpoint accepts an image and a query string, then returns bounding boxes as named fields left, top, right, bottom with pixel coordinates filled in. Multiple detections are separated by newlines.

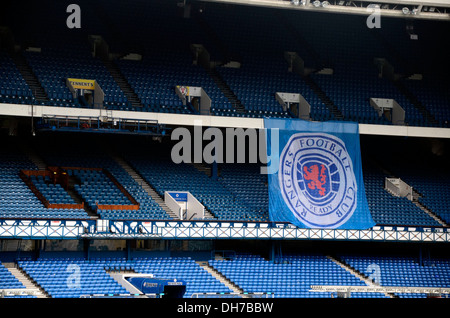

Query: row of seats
left=16, top=256, right=232, bottom=298
left=0, top=139, right=88, bottom=220
left=0, top=263, right=25, bottom=289
left=30, top=175, right=76, bottom=205
left=71, top=169, right=133, bottom=210
left=218, top=164, right=269, bottom=214
left=363, top=165, right=440, bottom=227
left=1, top=0, right=448, bottom=126
left=117, top=52, right=232, bottom=115
left=375, top=159, right=450, bottom=225
left=2, top=251, right=448, bottom=298
left=0, top=134, right=446, bottom=227
left=210, top=253, right=376, bottom=298
left=338, top=253, right=450, bottom=297
left=216, top=58, right=329, bottom=120
left=123, top=152, right=269, bottom=222
left=33, top=135, right=171, bottom=221
left=24, top=45, right=129, bottom=108
left=11, top=252, right=448, bottom=298
left=0, top=52, right=33, bottom=104
left=18, top=259, right=129, bottom=298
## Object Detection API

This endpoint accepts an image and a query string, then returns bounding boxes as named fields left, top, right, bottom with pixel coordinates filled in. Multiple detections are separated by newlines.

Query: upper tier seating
left=24, top=45, right=129, bottom=108
left=31, top=175, right=76, bottom=205
left=1, top=0, right=448, bottom=127
left=0, top=138, right=88, bottom=219
left=72, top=169, right=132, bottom=210
left=0, top=52, right=33, bottom=104
left=401, top=76, right=450, bottom=128
left=116, top=51, right=232, bottom=115
left=218, top=164, right=269, bottom=215
left=379, top=161, right=450, bottom=225
left=125, top=154, right=269, bottom=222
left=216, top=57, right=331, bottom=120
left=363, top=162, right=440, bottom=227
left=281, top=11, right=427, bottom=126
left=34, top=135, right=171, bottom=220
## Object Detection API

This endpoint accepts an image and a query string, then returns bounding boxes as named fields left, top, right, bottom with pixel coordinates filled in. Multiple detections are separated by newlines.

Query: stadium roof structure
left=198, top=0, right=450, bottom=20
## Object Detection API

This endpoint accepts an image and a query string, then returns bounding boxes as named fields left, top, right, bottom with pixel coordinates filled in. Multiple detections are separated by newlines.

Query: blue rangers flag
left=264, top=118, right=375, bottom=230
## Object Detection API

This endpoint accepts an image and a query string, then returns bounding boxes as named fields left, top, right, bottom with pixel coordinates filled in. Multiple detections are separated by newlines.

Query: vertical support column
left=83, top=239, right=90, bottom=260
left=126, top=240, right=131, bottom=261
left=34, top=240, right=42, bottom=260
left=212, top=161, right=218, bottom=181
left=270, top=241, right=275, bottom=262
left=419, top=245, right=423, bottom=266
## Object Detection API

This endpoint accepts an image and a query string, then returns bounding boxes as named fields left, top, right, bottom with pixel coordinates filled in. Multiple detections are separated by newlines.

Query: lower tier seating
left=338, top=253, right=450, bottom=298
left=4, top=251, right=449, bottom=298
left=0, top=263, right=25, bottom=289
left=17, top=256, right=232, bottom=298
left=209, top=253, right=385, bottom=298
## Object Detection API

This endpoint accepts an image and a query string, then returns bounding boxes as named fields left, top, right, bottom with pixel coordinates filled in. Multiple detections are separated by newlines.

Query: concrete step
left=413, top=201, right=448, bottom=227
left=197, top=261, right=249, bottom=298
left=6, top=266, right=48, bottom=298
left=103, top=60, right=143, bottom=108
left=326, top=255, right=395, bottom=298
left=11, top=52, right=48, bottom=102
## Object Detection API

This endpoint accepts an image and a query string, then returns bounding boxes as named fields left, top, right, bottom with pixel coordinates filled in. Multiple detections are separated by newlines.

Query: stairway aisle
left=11, top=52, right=48, bottom=104
left=326, top=256, right=395, bottom=298
left=302, top=75, right=344, bottom=121
left=103, top=59, right=143, bottom=109
left=197, top=261, right=249, bottom=298
left=205, top=67, right=247, bottom=114
left=112, top=155, right=179, bottom=220
left=3, top=263, right=48, bottom=298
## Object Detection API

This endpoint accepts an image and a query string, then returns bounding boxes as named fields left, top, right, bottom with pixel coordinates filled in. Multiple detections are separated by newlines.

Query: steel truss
left=0, top=219, right=448, bottom=242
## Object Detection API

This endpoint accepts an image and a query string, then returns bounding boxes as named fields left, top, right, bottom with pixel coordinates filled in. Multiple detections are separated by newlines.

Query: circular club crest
left=179, top=86, right=188, bottom=96
left=279, top=133, right=357, bottom=228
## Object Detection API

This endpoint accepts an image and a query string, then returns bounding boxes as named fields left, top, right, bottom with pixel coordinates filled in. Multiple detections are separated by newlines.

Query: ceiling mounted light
left=402, top=7, right=410, bottom=15
left=322, top=1, right=330, bottom=7
left=313, top=0, right=321, bottom=7
left=291, top=0, right=300, bottom=5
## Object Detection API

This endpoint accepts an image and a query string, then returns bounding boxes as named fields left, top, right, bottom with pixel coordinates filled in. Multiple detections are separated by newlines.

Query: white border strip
left=2, top=103, right=449, bottom=138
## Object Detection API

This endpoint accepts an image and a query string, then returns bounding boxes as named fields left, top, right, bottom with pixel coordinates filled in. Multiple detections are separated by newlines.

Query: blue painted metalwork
left=0, top=218, right=448, bottom=242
